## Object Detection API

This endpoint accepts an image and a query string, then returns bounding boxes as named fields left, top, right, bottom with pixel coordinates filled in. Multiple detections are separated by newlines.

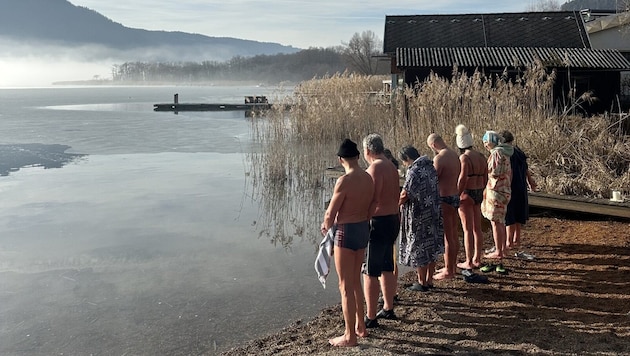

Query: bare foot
left=329, top=335, right=358, bottom=347
left=435, top=267, right=446, bottom=274
left=355, top=320, right=368, bottom=338
left=356, top=327, right=368, bottom=338
left=472, top=261, right=482, bottom=268
left=484, top=251, right=502, bottom=259
left=457, top=262, right=474, bottom=269
left=433, top=271, right=455, bottom=280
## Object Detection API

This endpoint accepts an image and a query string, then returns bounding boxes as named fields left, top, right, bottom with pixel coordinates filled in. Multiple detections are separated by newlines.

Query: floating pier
left=153, top=94, right=272, bottom=112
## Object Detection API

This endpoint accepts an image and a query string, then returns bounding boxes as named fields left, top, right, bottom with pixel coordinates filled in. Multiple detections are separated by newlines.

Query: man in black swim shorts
left=362, top=134, right=401, bottom=327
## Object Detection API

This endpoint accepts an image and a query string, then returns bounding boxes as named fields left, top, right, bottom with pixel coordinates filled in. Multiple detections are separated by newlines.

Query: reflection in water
left=246, top=137, right=337, bottom=248
left=0, top=143, right=86, bottom=176
left=245, top=76, right=390, bottom=248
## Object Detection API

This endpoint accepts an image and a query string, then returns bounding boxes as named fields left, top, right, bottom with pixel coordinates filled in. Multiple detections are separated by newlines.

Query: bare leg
left=353, top=249, right=368, bottom=338
left=512, top=223, right=522, bottom=246
left=485, top=221, right=506, bottom=259
left=435, top=203, right=458, bottom=280
left=506, top=224, right=515, bottom=249
left=427, top=262, right=436, bottom=286
left=329, top=246, right=359, bottom=347
left=506, top=223, right=522, bottom=250
left=457, top=201, right=475, bottom=269
left=363, top=274, right=380, bottom=321
left=417, top=266, right=428, bottom=285
left=471, top=204, right=484, bottom=266
left=379, top=271, right=396, bottom=311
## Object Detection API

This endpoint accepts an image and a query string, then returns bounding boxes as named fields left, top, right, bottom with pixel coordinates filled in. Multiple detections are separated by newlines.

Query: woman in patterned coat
left=398, top=145, right=444, bottom=292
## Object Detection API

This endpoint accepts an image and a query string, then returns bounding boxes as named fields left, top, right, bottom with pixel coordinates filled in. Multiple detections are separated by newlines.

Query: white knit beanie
left=455, top=124, right=474, bottom=149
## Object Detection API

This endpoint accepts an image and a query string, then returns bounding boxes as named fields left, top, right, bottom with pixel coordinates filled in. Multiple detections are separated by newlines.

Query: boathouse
left=383, top=11, right=630, bottom=113
left=584, top=10, right=630, bottom=108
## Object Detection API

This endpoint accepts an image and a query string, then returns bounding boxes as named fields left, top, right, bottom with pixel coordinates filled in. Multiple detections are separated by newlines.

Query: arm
left=321, top=177, right=345, bottom=234
left=526, top=169, right=537, bottom=192
left=457, top=155, right=469, bottom=194
left=399, top=189, right=409, bottom=206
left=433, top=155, right=443, bottom=180
left=366, top=164, right=381, bottom=218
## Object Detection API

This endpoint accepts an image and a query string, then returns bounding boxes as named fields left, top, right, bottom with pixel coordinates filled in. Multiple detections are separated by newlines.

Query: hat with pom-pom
left=455, top=124, right=474, bottom=149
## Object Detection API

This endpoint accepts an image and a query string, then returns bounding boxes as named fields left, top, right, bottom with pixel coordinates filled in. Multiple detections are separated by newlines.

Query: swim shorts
left=364, top=214, right=400, bottom=277
left=334, top=221, right=370, bottom=251
left=441, top=195, right=461, bottom=209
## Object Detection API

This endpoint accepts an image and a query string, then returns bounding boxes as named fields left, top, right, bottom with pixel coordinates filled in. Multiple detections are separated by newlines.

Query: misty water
left=0, top=86, right=339, bottom=355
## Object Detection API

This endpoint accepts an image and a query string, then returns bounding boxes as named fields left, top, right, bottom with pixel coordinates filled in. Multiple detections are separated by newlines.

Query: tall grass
left=247, top=66, right=630, bottom=246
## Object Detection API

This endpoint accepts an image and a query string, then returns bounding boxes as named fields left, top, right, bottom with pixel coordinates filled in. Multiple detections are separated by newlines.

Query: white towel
left=314, top=227, right=335, bottom=289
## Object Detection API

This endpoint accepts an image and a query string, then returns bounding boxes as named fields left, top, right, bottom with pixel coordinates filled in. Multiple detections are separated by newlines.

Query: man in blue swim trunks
left=427, top=133, right=462, bottom=280
left=362, top=133, right=401, bottom=327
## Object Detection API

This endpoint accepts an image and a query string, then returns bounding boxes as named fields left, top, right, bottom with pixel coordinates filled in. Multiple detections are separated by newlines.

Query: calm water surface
left=0, top=86, right=339, bottom=355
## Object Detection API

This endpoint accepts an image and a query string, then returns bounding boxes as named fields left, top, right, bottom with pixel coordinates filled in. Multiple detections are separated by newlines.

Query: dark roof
left=395, top=47, right=630, bottom=70
left=384, top=11, right=591, bottom=53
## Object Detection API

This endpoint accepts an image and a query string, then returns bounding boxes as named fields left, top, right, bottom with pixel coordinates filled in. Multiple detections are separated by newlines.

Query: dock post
left=174, top=93, right=179, bottom=104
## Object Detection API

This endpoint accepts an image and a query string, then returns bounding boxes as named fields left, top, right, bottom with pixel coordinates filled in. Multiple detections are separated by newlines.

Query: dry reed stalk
left=248, top=66, right=630, bottom=245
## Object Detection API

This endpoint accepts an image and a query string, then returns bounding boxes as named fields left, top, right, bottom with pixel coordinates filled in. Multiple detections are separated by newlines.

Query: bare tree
left=526, top=0, right=562, bottom=11
left=341, top=30, right=383, bottom=75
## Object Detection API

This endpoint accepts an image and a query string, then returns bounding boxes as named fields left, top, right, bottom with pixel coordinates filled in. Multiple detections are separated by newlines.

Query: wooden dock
left=153, top=94, right=272, bottom=112
left=528, top=192, right=630, bottom=219
left=153, top=102, right=271, bottom=112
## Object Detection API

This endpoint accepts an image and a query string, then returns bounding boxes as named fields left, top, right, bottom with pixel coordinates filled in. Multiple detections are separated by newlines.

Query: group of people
left=321, top=128, right=535, bottom=347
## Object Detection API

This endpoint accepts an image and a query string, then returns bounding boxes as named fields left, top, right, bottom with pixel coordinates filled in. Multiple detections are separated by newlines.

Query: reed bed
left=247, top=67, right=630, bottom=246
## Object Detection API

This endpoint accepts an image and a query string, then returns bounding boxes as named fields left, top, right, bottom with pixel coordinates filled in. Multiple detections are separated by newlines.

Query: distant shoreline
left=51, top=79, right=293, bottom=87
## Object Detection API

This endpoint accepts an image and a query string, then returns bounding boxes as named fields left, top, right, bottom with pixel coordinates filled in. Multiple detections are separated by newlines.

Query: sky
left=69, top=0, right=534, bottom=49
left=0, top=1, right=538, bottom=86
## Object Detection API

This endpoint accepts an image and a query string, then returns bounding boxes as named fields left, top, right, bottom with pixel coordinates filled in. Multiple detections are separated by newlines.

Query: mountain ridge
left=0, top=0, right=300, bottom=62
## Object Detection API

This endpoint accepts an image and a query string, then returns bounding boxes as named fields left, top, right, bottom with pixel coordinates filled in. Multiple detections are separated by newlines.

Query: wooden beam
left=528, top=192, right=630, bottom=219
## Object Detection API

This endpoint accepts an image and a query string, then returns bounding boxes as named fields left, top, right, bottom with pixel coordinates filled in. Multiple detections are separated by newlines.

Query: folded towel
left=314, top=227, right=335, bottom=288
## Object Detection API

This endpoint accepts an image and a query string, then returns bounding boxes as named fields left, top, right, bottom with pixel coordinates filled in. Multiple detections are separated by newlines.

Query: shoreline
left=220, top=215, right=630, bottom=355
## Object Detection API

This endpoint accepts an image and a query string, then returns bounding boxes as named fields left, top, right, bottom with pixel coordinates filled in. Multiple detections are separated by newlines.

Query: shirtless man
left=454, top=124, right=488, bottom=270
left=427, top=133, right=461, bottom=280
left=321, top=138, right=375, bottom=347
left=362, top=134, right=401, bottom=328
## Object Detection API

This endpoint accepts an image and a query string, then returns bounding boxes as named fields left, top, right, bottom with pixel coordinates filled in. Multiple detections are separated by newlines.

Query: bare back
left=325, top=168, right=374, bottom=225
left=434, top=148, right=461, bottom=197
left=458, top=149, right=488, bottom=192
left=366, top=158, right=400, bottom=216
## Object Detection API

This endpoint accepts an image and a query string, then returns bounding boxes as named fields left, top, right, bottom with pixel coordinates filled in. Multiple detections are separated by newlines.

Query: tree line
left=111, top=31, right=387, bottom=83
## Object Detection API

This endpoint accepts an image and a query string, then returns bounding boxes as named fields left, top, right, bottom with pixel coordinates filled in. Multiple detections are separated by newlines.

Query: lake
left=0, top=85, right=340, bottom=355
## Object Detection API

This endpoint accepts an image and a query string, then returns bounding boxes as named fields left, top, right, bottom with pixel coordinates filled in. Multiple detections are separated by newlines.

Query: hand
left=320, top=223, right=327, bottom=235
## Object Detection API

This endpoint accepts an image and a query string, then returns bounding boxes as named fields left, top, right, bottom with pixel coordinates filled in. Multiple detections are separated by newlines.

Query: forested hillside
left=108, top=48, right=366, bottom=84
left=0, top=0, right=299, bottom=62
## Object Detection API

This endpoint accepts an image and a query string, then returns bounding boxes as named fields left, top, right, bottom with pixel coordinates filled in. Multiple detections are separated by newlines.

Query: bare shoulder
left=434, top=152, right=449, bottom=165
left=367, top=159, right=386, bottom=173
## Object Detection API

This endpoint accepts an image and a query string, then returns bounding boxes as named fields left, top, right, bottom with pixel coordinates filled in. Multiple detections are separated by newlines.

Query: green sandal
left=480, top=264, right=495, bottom=273
left=495, top=264, right=507, bottom=274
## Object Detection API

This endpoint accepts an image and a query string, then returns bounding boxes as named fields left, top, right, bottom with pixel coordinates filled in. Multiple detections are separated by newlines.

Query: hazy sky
left=69, top=0, right=532, bottom=48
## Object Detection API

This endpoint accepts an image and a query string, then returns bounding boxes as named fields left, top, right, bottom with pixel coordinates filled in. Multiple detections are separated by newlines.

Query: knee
left=337, top=281, right=354, bottom=295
